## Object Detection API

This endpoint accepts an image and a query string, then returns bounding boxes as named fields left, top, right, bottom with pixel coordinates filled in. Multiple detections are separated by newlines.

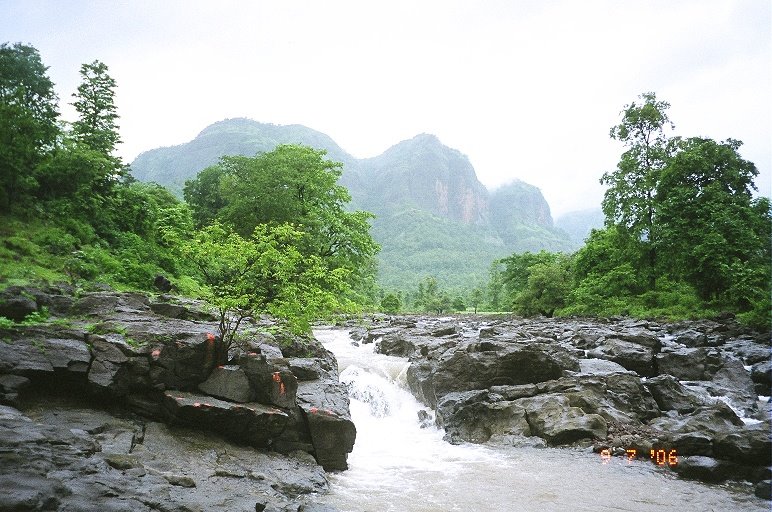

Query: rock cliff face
left=352, top=315, right=771, bottom=498
left=358, top=134, right=490, bottom=226
left=0, top=286, right=354, bottom=511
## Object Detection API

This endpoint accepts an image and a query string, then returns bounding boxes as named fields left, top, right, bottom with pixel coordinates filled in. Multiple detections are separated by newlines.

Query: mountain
left=130, top=118, right=361, bottom=197
left=554, top=208, right=605, bottom=249
left=130, top=119, right=573, bottom=290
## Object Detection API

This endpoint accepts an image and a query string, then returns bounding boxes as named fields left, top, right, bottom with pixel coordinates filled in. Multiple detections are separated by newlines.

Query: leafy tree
left=601, top=92, right=675, bottom=288
left=0, top=42, right=60, bottom=208
left=183, top=165, right=227, bottom=228
left=185, top=222, right=351, bottom=364
left=380, top=292, right=402, bottom=314
left=186, top=145, right=380, bottom=292
left=657, top=137, right=769, bottom=305
left=470, top=287, right=484, bottom=314
left=512, top=256, right=572, bottom=317
left=71, top=60, right=122, bottom=160
left=451, top=295, right=466, bottom=312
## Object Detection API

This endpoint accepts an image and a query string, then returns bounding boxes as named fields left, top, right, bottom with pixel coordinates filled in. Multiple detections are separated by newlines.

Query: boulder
left=375, top=332, right=416, bottom=357
left=751, top=360, right=771, bottom=395
left=713, top=423, right=772, bottom=466
left=0, top=290, right=37, bottom=321
left=671, top=456, right=737, bottom=483
left=162, top=391, right=289, bottom=448
left=296, top=379, right=356, bottom=470
left=578, top=358, right=631, bottom=375
left=587, top=339, right=655, bottom=376
left=288, top=358, right=324, bottom=381
left=240, top=354, right=298, bottom=409
left=148, top=333, right=217, bottom=390
left=198, top=365, right=254, bottom=403
left=516, top=393, right=607, bottom=444
left=706, top=356, right=758, bottom=416
left=645, top=374, right=705, bottom=413
left=436, top=390, right=531, bottom=444
left=542, top=373, right=660, bottom=424
left=655, top=347, right=711, bottom=380
left=432, top=342, right=579, bottom=397
left=647, top=402, right=744, bottom=440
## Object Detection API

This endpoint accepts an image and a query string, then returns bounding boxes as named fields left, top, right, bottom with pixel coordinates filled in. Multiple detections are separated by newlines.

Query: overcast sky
left=2, top=0, right=770, bottom=216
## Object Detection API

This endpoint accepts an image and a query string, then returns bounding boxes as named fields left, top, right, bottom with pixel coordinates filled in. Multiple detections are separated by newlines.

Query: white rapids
left=314, top=328, right=766, bottom=512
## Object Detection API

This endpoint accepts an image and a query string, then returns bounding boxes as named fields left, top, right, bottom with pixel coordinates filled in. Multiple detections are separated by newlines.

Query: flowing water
left=314, top=328, right=767, bottom=512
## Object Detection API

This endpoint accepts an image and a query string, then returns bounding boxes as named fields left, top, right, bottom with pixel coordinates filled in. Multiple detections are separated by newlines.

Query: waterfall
left=314, top=328, right=766, bottom=512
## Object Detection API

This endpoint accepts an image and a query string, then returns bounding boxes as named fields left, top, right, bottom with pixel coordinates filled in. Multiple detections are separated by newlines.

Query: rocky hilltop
left=129, top=119, right=573, bottom=289
left=349, top=314, right=771, bottom=499
left=0, top=285, right=352, bottom=511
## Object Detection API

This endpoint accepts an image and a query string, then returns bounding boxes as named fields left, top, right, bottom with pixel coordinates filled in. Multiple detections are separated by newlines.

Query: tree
left=380, top=293, right=402, bottom=314
left=512, top=256, right=572, bottom=317
left=185, top=222, right=351, bottom=365
left=186, top=145, right=380, bottom=291
left=183, top=165, right=228, bottom=228
left=0, top=42, right=60, bottom=208
left=601, top=92, right=675, bottom=288
left=470, top=288, right=484, bottom=314
left=71, top=60, right=121, bottom=159
left=657, top=137, right=769, bottom=304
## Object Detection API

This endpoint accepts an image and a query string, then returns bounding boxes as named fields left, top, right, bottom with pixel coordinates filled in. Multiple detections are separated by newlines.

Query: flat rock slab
left=163, top=391, right=289, bottom=449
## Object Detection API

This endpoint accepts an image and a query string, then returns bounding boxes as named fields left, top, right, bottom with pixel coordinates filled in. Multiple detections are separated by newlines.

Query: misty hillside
left=555, top=208, right=605, bottom=249
left=130, top=118, right=573, bottom=290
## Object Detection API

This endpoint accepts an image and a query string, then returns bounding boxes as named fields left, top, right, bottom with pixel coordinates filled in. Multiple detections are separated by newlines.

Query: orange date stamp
left=600, top=448, right=678, bottom=466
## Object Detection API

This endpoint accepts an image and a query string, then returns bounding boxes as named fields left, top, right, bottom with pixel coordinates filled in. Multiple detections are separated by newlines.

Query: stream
left=314, top=328, right=766, bottom=512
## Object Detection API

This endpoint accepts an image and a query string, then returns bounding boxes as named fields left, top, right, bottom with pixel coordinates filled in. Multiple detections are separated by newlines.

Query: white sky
left=2, top=0, right=770, bottom=216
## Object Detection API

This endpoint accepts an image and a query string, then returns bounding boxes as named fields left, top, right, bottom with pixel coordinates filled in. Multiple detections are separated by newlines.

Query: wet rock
left=71, top=292, right=122, bottom=317
left=432, top=342, right=579, bottom=397
left=375, top=332, right=416, bottom=357
left=706, top=357, right=758, bottom=416
left=648, top=402, right=744, bottom=441
left=645, top=374, right=705, bottom=413
left=541, top=373, right=660, bottom=424
left=516, top=393, right=607, bottom=444
left=751, top=360, right=771, bottom=395
left=436, top=390, right=531, bottom=444
left=755, top=480, right=771, bottom=500
left=0, top=332, right=91, bottom=375
left=288, top=358, right=324, bottom=381
left=0, top=473, right=69, bottom=510
left=162, top=391, right=289, bottom=449
left=655, top=347, right=712, bottom=380
left=587, top=339, right=655, bottom=376
left=713, top=423, right=772, bottom=466
left=578, top=358, right=632, bottom=375
left=198, top=365, right=254, bottom=403
left=670, top=432, right=713, bottom=456
left=150, top=302, right=190, bottom=319
left=240, top=354, right=298, bottom=409
left=0, top=374, right=30, bottom=404
left=0, top=288, right=37, bottom=321
left=296, top=379, right=356, bottom=470
left=671, top=456, right=737, bottom=482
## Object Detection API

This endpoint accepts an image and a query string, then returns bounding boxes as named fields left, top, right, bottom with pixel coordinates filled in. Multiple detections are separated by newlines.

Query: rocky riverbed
left=1, top=283, right=770, bottom=509
left=0, top=285, right=349, bottom=511
left=346, top=314, right=771, bottom=500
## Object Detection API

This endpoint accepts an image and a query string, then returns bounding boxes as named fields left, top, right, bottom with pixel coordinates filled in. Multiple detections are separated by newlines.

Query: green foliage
left=0, top=42, right=59, bottom=210
left=71, top=60, right=122, bottom=161
left=184, top=222, right=352, bottom=362
left=380, top=292, right=402, bottom=314
left=185, top=145, right=380, bottom=295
